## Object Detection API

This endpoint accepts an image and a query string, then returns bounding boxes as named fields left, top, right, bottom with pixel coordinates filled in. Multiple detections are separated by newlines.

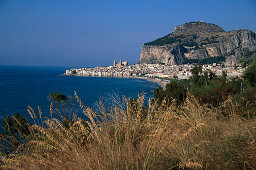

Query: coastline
left=135, top=76, right=167, bottom=88
left=62, top=73, right=167, bottom=88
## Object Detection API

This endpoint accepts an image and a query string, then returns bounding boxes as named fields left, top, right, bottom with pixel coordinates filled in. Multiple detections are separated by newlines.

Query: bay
left=0, top=65, right=158, bottom=122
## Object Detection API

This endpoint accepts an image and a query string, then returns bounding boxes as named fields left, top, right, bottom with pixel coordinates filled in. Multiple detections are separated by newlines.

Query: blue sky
left=0, top=0, right=255, bottom=67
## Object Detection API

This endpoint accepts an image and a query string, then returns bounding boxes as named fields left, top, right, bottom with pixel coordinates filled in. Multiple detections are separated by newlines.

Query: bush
left=243, top=54, right=256, bottom=87
left=154, top=80, right=187, bottom=105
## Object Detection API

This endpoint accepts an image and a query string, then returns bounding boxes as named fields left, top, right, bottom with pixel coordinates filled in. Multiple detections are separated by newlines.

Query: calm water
left=0, top=65, right=158, bottom=122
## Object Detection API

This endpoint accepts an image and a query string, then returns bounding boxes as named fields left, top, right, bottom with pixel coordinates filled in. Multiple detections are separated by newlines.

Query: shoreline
left=135, top=76, right=167, bottom=88
left=62, top=74, right=167, bottom=88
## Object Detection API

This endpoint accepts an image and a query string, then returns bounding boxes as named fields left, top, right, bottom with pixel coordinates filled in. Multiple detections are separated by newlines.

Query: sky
left=0, top=0, right=256, bottom=67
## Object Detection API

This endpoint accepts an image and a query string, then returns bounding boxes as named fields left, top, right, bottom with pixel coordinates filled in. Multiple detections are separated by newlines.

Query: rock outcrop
left=139, top=21, right=256, bottom=65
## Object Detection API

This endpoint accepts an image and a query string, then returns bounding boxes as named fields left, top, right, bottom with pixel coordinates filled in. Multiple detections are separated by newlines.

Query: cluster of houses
left=65, top=60, right=245, bottom=80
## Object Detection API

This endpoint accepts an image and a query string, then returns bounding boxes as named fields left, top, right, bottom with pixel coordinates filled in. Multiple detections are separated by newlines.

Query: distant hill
left=138, top=21, right=256, bottom=65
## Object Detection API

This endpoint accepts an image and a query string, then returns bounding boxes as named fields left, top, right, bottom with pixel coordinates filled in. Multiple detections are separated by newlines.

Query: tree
left=154, top=80, right=187, bottom=105
left=190, top=65, right=203, bottom=86
left=48, top=92, right=72, bottom=122
left=48, top=92, right=67, bottom=104
left=243, top=54, right=256, bottom=87
left=209, top=70, right=216, bottom=81
left=239, top=56, right=250, bottom=68
left=165, top=80, right=187, bottom=104
left=154, top=86, right=165, bottom=105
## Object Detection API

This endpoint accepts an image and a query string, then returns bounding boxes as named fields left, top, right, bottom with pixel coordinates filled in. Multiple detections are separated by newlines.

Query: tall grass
left=1, top=92, right=256, bottom=169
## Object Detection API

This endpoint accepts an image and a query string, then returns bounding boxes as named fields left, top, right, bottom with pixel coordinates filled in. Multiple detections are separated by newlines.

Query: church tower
left=119, top=60, right=122, bottom=66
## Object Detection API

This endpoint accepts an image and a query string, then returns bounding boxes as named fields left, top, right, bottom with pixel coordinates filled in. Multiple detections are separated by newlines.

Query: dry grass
left=1, top=92, right=256, bottom=169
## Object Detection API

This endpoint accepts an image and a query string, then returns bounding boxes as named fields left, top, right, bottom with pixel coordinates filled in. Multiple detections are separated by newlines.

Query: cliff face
left=139, top=21, right=256, bottom=65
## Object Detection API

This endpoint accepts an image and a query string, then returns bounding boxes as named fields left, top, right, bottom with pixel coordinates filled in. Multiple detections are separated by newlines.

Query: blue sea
left=0, top=65, right=158, bottom=123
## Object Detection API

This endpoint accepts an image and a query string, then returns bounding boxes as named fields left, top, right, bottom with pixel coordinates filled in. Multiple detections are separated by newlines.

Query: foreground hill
left=139, top=21, right=256, bottom=65
left=1, top=58, right=256, bottom=169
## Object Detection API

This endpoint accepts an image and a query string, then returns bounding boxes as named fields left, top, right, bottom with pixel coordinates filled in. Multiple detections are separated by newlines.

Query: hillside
left=1, top=55, right=256, bottom=169
left=139, top=21, right=256, bottom=65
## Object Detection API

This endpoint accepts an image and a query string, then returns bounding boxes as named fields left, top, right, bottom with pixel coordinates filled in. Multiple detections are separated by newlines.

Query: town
left=64, top=59, right=245, bottom=86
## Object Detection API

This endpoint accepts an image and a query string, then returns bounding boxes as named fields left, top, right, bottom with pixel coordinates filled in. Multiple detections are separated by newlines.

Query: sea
left=0, top=65, right=158, bottom=123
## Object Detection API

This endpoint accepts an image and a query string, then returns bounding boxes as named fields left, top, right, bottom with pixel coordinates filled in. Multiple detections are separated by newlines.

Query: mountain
left=138, top=21, right=256, bottom=65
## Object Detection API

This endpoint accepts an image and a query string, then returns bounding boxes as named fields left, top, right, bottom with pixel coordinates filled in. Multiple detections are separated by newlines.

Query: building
left=122, top=61, right=128, bottom=66
left=113, top=60, right=117, bottom=67
left=113, top=59, right=128, bottom=67
left=117, top=60, right=122, bottom=67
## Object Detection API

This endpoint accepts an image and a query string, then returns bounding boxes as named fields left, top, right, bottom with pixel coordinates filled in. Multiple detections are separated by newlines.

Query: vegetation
left=1, top=93, right=255, bottom=169
left=0, top=54, right=256, bottom=169
left=154, top=80, right=187, bottom=105
left=1, top=113, right=31, bottom=155
left=242, top=54, right=256, bottom=87
left=155, top=56, right=256, bottom=114
left=200, top=36, right=219, bottom=45
left=144, top=34, right=198, bottom=48
left=182, top=56, right=226, bottom=65
left=48, top=92, right=67, bottom=103
left=144, top=34, right=183, bottom=46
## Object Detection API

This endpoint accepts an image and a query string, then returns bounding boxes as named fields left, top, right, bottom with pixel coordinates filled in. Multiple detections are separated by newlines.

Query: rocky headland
left=139, top=21, right=256, bottom=66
